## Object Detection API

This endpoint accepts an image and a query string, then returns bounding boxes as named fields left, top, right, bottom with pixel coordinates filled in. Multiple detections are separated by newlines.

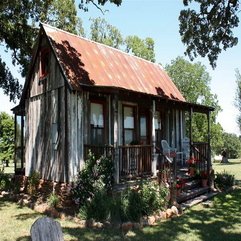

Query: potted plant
left=186, top=157, right=198, bottom=177
left=176, top=177, right=185, bottom=196
left=200, top=170, right=208, bottom=187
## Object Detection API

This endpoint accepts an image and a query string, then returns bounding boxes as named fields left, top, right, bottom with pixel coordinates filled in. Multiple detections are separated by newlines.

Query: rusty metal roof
left=42, top=24, right=185, bottom=102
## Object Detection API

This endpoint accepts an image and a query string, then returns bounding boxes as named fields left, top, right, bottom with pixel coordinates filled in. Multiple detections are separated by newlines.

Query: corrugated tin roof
left=42, top=24, right=185, bottom=102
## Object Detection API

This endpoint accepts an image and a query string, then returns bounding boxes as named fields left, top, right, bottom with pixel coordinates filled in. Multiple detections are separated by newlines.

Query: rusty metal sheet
left=43, top=24, right=185, bottom=102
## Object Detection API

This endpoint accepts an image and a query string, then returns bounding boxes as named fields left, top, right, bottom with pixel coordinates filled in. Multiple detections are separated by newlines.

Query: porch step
left=177, top=186, right=210, bottom=203
left=183, top=179, right=201, bottom=191
left=181, top=191, right=218, bottom=210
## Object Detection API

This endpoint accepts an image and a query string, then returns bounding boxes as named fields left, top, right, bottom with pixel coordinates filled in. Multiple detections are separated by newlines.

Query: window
left=40, top=48, right=50, bottom=79
left=123, top=106, right=135, bottom=144
left=90, top=102, right=105, bottom=145
left=140, top=116, right=147, bottom=144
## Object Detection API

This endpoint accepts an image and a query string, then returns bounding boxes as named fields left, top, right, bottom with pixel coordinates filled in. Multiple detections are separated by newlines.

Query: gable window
left=90, top=102, right=105, bottom=145
left=123, top=106, right=135, bottom=145
left=40, top=48, right=50, bottom=79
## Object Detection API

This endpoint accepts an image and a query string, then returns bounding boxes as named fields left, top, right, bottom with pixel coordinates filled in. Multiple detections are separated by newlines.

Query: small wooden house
left=13, top=24, right=213, bottom=197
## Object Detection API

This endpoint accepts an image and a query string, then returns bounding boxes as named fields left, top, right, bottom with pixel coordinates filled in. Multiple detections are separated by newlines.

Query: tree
left=89, top=18, right=156, bottom=62
left=125, top=36, right=155, bottom=62
left=0, top=112, right=14, bottom=167
left=90, top=17, right=123, bottom=48
left=165, top=57, right=223, bottom=154
left=235, top=69, right=241, bottom=132
left=79, top=0, right=122, bottom=12
left=222, top=132, right=241, bottom=158
left=0, top=0, right=79, bottom=102
left=179, top=0, right=240, bottom=68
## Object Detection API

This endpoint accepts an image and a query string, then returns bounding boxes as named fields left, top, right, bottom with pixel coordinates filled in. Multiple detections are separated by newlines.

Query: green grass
left=1, top=188, right=241, bottom=241
left=213, top=159, right=241, bottom=181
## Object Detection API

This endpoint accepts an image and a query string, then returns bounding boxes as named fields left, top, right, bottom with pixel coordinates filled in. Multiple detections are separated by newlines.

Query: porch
left=84, top=141, right=211, bottom=195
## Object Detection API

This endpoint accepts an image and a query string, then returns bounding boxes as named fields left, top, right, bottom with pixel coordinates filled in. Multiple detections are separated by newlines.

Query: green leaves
left=0, top=112, right=14, bottom=164
left=165, top=57, right=223, bottom=153
left=179, top=0, right=240, bottom=68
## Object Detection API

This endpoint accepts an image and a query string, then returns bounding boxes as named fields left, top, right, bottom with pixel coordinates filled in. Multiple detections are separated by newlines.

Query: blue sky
left=1, top=0, right=241, bottom=134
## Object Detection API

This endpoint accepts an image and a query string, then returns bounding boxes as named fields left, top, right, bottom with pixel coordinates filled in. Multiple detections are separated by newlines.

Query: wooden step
left=177, top=186, right=210, bottom=203
left=181, top=191, right=218, bottom=210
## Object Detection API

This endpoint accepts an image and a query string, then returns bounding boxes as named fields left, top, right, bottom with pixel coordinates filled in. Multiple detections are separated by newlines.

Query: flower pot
left=189, top=167, right=196, bottom=177
left=202, top=179, right=208, bottom=187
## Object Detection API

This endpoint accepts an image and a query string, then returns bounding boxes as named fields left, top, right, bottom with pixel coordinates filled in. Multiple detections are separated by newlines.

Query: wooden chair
left=30, top=217, right=64, bottom=241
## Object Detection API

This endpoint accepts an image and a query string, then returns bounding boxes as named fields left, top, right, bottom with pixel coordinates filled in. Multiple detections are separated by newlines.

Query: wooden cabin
left=13, top=24, right=214, bottom=201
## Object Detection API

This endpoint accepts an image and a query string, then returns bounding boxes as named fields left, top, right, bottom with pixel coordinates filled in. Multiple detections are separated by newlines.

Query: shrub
left=0, top=171, right=11, bottom=191
left=47, top=193, right=60, bottom=208
left=215, top=171, right=235, bottom=191
left=72, top=153, right=114, bottom=207
left=141, top=181, right=169, bottom=216
left=85, top=189, right=112, bottom=222
left=27, top=171, right=40, bottom=195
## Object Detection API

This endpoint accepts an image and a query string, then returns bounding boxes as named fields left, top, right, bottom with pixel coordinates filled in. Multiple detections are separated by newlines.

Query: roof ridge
left=40, top=22, right=164, bottom=69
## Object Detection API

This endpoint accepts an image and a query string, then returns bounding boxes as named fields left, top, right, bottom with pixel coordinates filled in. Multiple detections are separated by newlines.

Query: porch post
left=152, top=100, right=157, bottom=177
left=113, top=95, right=119, bottom=183
left=189, top=107, right=193, bottom=157
left=207, top=111, right=212, bottom=186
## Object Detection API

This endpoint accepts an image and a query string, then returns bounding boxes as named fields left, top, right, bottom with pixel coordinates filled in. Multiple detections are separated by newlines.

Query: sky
left=1, top=0, right=241, bottom=135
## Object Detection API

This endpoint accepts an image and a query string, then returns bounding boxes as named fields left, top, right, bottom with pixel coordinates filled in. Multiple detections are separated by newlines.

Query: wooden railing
left=84, top=144, right=153, bottom=180
left=84, top=144, right=115, bottom=160
left=156, top=151, right=173, bottom=185
left=119, top=145, right=152, bottom=180
left=191, top=142, right=209, bottom=174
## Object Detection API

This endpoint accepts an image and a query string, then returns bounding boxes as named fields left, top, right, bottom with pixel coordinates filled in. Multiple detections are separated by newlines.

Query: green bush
left=73, top=153, right=169, bottom=223
left=86, top=189, right=111, bottom=221
left=72, top=153, right=114, bottom=207
left=47, top=193, right=60, bottom=208
left=0, top=171, right=11, bottom=191
left=27, top=171, right=40, bottom=195
left=114, top=182, right=169, bottom=223
left=215, top=171, right=235, bottom=191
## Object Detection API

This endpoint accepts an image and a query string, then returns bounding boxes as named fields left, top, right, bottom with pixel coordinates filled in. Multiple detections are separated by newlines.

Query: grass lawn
left=1, top=160, right=241, bottom=240
left=212, top=159, right=241, bottom=181
left=1, top=188, right=241, bottom=241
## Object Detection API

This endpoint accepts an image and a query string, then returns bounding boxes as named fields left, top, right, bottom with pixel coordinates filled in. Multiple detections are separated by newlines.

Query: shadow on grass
left=215, top=160, right=241, bottom=165
left=15, top=212, right=41, bottom=220
left=16, top=235, right=30, bottom=241
left=62, top=189, right=241, bottom=241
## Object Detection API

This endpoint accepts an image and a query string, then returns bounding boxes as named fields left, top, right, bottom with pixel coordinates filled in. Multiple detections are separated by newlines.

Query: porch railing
left=84, top=144, right=152, bottom=180
left=84, top=144, right=115, bottom=160
left=119, top=145, right=152, bottom=180
left=191, top=142, right=209, bottom=174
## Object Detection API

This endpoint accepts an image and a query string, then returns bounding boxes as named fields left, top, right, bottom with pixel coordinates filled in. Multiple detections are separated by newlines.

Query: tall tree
left=0, top=112, right=14, bottom=167
left=0, top=0, right=79, bottom=102
left=79, top=0, right=122, bottom=12
left=235, top=68, right=241, bottom=132
left=179, top=0, right=240, bottom=68
left=125, top=36, right=155, bottom=62
left=222, top=132, right=241, bottom=158
left=90, top=17, right=123, bottom=48
left=165, top=57, right=223, bottom=154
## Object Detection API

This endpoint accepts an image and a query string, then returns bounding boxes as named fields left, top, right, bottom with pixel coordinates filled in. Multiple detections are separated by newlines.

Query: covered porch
left=84, top=90, right=213, bottom=188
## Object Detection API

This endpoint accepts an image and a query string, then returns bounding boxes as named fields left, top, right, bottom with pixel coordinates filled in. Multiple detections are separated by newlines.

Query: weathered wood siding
left=67, top=91, right=84, bottom=181
left=25, top=38, right=67, bottom=182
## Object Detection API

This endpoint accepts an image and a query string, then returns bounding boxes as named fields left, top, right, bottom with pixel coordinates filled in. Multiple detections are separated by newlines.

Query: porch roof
left=42, top=24, right=185, bottom=102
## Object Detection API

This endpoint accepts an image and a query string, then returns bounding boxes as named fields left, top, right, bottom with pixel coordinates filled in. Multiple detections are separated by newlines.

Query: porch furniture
left=161, top=140, right=183, bottom=165
left=182, top=137, right=190, bottom=162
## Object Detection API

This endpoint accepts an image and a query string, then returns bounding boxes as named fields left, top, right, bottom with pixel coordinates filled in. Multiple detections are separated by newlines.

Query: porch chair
left=182, top=137, right=190, bottom=162
left=161, top=140, right=183, bottom=165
